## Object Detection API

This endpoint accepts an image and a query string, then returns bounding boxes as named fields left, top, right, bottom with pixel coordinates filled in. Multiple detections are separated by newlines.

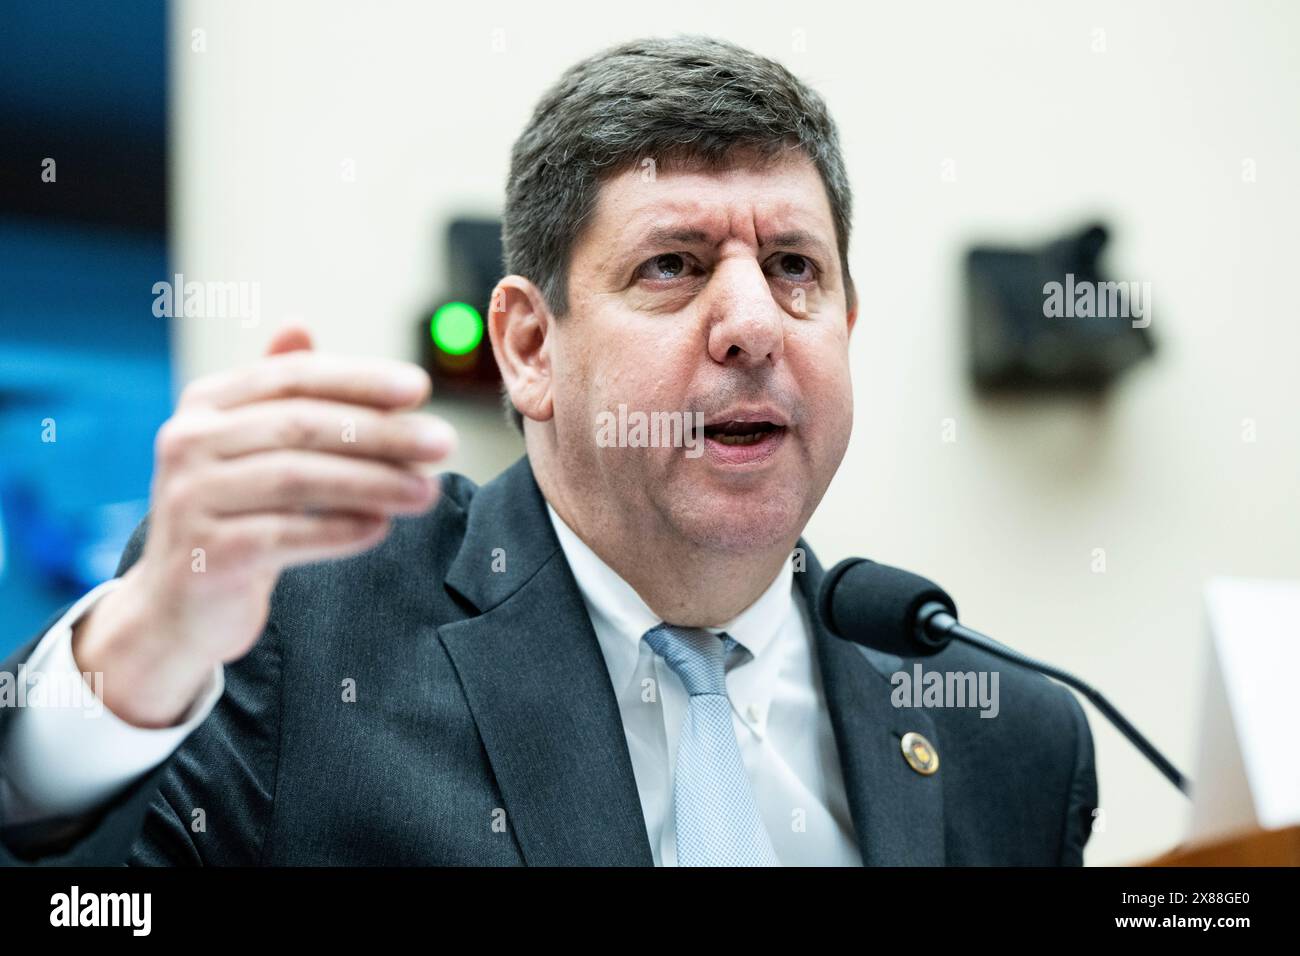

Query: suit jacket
left=0, top=456, right=1097, bottom=865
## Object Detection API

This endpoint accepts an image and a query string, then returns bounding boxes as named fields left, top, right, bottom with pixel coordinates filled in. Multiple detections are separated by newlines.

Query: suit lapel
left=438, top=458, right=654, bottom=865
left=797, top=545, right=947, bottom=865
left=437, top=458, right=943, bottom=866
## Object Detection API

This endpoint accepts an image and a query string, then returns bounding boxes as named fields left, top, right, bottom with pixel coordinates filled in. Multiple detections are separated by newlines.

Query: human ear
left=487, top=275, right=555, bottom=423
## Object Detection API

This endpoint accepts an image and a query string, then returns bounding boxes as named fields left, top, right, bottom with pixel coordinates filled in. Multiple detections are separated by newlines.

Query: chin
left=665, top=480, right=808, bottom=554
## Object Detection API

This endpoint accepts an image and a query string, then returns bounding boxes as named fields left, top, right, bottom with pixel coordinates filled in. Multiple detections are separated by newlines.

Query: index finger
left=179, top=351, right=432, bottom=412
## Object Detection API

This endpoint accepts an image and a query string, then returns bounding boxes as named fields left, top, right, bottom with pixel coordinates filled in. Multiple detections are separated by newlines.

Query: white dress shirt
left=0, top=577, right=224, bottom=826
left=545, top=505, right=862, bottom=866
left=1, top=509, right=863, bottom=865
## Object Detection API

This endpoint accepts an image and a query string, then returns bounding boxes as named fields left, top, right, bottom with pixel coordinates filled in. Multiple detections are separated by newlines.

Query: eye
left=766, top=252, right=816, bottom=282
left=636, top=252, right=698, bottom=282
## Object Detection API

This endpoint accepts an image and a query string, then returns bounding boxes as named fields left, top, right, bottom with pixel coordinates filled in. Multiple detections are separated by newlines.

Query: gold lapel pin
left=900, top=731, right=939, bottom=775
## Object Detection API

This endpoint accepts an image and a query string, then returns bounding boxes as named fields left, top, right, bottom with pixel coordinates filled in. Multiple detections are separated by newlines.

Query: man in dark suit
left=0, top=35, right=1096, bottom=866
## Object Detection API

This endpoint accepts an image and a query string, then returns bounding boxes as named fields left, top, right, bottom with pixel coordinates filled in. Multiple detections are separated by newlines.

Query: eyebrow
left=642, top=226, right=716, bottom=248
left=764, top=230, right=833, bottom=262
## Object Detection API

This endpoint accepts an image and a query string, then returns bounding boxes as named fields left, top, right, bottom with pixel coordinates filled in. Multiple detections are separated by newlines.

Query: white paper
left=1189, top=577, right=1300, bottom=841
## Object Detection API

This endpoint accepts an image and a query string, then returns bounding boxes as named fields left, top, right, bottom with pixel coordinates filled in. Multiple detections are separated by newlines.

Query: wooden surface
left=1140, top=825, right=1300, bottom=866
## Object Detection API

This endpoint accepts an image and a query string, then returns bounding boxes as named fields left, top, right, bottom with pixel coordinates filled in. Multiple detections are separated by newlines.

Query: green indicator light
left=431, top=302, right=484, bottom=356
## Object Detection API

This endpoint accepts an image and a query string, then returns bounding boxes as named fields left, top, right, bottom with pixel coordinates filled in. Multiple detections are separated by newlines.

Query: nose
left=705, top=258, right=785, bottom=367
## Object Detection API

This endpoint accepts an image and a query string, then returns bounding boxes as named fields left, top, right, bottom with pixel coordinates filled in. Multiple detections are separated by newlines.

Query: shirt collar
left=545, top=502, right=793, bottom=664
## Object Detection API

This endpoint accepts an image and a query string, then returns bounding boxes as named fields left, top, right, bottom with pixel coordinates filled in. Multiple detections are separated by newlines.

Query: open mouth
left=702, top=420, right=784, bottom=445
left=696, top=417, right=788, bottom=465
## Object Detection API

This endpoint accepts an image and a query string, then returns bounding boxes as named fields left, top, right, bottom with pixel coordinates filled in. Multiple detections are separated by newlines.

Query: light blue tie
left=643, top=623, right=780, bottom=866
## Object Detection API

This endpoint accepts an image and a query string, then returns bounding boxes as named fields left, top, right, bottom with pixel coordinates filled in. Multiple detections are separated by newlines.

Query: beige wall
left=171, top=0, right=1300, bottom=864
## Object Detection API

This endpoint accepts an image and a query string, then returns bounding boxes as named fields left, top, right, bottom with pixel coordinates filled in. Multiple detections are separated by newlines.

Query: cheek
left=589, top=321, right=696, bottom=410
left=547, top=328, right=604, bottom=453
left=790, top=319, right=853, bottom=398
left=548, top=342, right=587, bottom=417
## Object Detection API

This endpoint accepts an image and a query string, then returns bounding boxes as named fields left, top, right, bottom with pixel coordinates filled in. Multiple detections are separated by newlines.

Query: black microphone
left=819, top=557, right=1192, bottom=797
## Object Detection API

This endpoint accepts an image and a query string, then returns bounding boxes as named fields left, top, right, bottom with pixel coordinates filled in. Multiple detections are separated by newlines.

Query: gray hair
left=500, top=34, right=855, bottom=431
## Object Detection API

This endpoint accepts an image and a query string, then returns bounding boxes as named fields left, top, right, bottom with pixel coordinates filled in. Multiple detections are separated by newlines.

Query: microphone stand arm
left=918, top=602, right=1192, bottom=798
